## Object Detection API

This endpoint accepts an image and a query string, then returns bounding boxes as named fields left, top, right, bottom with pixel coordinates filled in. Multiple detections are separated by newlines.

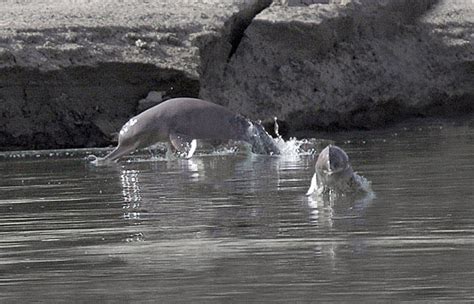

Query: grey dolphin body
left=90, top=98, right=279, bottom=164
left=306, top=145, right=359, bottom=195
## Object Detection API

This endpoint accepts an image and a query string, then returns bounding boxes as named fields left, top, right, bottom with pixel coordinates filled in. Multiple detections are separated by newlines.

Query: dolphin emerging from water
left=89, top=98, right=280, bottom=164
left=306, top=145, right=367, bottom=195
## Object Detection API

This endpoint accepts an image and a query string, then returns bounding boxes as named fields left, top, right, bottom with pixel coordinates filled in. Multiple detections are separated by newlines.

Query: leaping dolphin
left=89, top=98, right=280, bottom=164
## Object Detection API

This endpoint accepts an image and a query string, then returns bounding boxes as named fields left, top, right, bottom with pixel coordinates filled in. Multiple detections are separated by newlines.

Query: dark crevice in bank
left=0, top=63, right=199, bottom=151
left=198, top=0, right=273, bottom=104
left=227, top=1, right=273, bottom=62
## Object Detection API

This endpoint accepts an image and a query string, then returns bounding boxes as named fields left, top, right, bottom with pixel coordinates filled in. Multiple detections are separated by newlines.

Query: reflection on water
left=307, top=190, right=376, bottom=228
left=0, top=118, right=473, bottom=302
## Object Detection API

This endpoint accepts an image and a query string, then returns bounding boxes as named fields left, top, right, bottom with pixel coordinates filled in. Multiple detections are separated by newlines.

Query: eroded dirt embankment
left=0, top=55, right=201, bottom=150
left=0, top=0, right=472, bottom=150
left=0, top=0, right=272, bottom=150
left=0, top=64, right=198, bottom=149
left=201, top=0, right=474, bottom=133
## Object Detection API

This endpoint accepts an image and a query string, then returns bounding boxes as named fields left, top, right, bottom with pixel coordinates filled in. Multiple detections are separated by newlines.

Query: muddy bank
left=0, top=0, right=271, bottom=150
left=0, top=0, right=472, bottom=150
left=0, top=64, right=198, bottom=149
left=201, top=0, right=473, bottom=132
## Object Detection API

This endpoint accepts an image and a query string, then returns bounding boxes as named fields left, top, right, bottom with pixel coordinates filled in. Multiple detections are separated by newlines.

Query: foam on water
left=204, top=136, right=328, bottom=159
left=352, top=173, right=372, bottom=193
left=210, top=146, right=240, bottom=156
left=274, top=137, right=321, bottom=156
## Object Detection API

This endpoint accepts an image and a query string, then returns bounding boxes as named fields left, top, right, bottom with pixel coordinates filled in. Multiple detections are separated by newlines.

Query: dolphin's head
left=326, top=145, right=350, bottom=174
left=315, top=145, right=354, bottom=190
left=316, top=145, right=351, bottom=174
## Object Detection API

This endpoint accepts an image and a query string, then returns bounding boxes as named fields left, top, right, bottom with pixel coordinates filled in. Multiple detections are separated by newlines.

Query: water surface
left=0, top=118, right=473, bottom=302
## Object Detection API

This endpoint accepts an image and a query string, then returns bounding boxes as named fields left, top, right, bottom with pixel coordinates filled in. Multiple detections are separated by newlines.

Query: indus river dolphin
left=306, top=145, right=366, bottom=195
left=89, top=98, right=280, bottom=164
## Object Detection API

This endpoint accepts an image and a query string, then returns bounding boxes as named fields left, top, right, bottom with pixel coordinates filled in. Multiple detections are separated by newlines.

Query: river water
left=0, top=118, right=473, bottom=302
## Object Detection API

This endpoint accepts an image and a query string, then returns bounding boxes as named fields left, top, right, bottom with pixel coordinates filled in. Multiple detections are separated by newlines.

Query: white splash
left=210, top=145, right=240, bottom=155
left=206, top=136, right=322, bottom=158
left=352, top=173, right=372, bottom=193
left=274, top=137, right=318, bottom=157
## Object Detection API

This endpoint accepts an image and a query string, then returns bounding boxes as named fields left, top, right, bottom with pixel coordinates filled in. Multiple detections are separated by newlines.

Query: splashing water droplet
left=274, top=137, right=323, bottom=157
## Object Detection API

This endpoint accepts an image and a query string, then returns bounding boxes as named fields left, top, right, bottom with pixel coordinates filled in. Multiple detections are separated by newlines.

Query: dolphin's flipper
left=169, top=133, right=197, bottom=159
left=306, top=173, right=318, bottom=196
left=187, top=139, right=197, bottom=159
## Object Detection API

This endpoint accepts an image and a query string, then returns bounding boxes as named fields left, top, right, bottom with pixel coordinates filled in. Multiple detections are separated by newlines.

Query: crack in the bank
left=226, top=0, right=273, bottom=62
